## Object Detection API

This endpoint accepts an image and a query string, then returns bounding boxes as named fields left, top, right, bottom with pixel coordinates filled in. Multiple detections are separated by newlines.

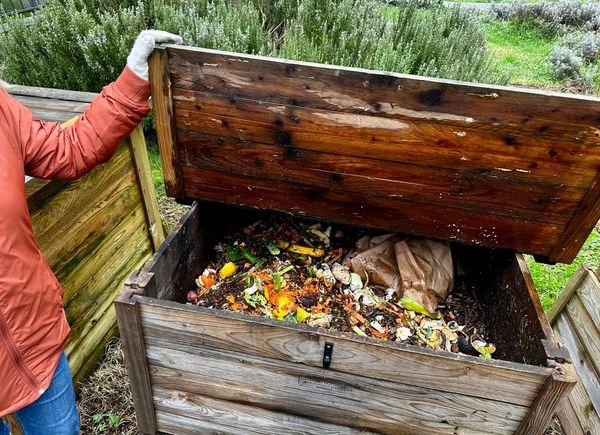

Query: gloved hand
left=127, top=30, right=183, bottom=81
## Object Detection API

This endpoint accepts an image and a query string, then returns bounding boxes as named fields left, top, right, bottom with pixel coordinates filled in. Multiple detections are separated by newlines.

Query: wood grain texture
left=550, top=266, right=600, bottom=435
left=181, top=166, right=562, bottom=255
left=554, top=316, right=600, bottom=416
left=516, top=364, right=577, bottom=435
left=553, top=325, right=600, bottom=435
left=547, top=266, right=589, bottom=324
left=179, top=129, right=582, bottom=224
left=149, top=47, right=183, bottom=199
left=146, top=341, right=527, bottom=434
left=161, top=45, right=600, bottom=262
left=556, top=399, right=585, bottom=435
left=574, top=268, right=600, bottom=331
left=167, top=47, right=600, bottom=144
left=153, top=387, right=372, bottom=435
left=138, top=300, right=548, bottom=407
left=563, top=296, right=600, bottom=377
left=115, top=290, right=157, bottom=435
left=129, top=126, right=166, bottom=250
left=174, top=90, right=598, bottom=189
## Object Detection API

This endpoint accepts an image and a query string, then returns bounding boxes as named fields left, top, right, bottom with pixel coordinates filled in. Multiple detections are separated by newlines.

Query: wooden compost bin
left=116, top=45, right=600, bottom=434
left=5, top=82, right=165, bottom=385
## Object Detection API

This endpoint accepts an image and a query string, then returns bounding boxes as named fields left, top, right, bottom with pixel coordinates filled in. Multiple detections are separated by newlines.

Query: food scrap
left=187, top=217, right=495, bottom=358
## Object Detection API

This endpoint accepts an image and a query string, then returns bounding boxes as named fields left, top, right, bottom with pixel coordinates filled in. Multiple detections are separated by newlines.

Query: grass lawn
left=484, top=18, right=560, bottom=89
left=484, top=18, right=600, bottom=308
left=526, top=231, right=600, bottom=310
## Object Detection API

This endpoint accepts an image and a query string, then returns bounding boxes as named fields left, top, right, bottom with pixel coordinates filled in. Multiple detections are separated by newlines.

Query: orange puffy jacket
left=0, top=66, right=150, bottom=416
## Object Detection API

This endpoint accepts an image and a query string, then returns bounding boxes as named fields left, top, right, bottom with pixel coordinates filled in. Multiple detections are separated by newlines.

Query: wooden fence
left=7, top=82, right=164, bottom=385
left=549, top=266, right=600, bottom=434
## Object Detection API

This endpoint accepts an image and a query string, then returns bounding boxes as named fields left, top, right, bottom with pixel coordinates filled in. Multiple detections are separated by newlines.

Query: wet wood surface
left=156, top=45, right=600, bottom=263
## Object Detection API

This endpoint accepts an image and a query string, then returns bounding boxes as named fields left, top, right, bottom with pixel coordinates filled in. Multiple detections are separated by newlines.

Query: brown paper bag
left=349, top=236, right=453, bottom=312
left=395, top=239, right=453, bottom=312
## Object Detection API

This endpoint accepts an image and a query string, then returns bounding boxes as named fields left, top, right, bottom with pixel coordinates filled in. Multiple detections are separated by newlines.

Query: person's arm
left=9, top=30, right=181, bottom=180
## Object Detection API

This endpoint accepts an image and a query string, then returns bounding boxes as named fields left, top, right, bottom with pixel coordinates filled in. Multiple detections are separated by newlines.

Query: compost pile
left=187, top=217, right=496, bottom=359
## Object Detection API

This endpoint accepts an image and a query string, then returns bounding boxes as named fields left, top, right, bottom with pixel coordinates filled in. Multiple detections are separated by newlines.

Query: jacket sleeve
left=11, top=66, right=150, bottom=180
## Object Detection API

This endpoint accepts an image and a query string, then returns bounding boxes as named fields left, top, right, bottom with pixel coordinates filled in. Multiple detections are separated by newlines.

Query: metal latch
left=323, top=342, right=334, bottom=369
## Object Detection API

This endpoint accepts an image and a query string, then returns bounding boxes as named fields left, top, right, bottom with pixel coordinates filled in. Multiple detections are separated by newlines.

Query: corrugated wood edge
left=114, top=286, right=156, bottom=435
left=128, top=125, right=166, bottom=250
left=149, top=46, right=184, bottom=200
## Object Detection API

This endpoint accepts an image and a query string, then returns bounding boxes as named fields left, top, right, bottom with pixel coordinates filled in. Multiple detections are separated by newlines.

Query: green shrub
left=0, top=0, right=149, bottom=91
left=0, top=0, right=505, bottom=93
left=153, top=0, right=271, bottom=55
left=280, top=0, right=502, bottom=83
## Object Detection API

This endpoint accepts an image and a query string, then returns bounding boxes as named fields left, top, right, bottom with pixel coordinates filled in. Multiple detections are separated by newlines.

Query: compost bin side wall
left=27, top=135, right=160, bottom=385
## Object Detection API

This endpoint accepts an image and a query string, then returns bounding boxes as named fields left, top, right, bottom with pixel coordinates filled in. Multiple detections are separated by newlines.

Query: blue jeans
left=1, top=353, right=79, bottom=435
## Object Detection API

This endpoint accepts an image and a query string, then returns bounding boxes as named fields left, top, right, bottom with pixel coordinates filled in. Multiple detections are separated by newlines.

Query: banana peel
left=277, top=241, right=324, bottom=257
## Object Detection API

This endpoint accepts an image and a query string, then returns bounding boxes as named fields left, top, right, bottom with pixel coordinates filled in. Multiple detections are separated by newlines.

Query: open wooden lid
left=151, top=45, right=600, bottom=264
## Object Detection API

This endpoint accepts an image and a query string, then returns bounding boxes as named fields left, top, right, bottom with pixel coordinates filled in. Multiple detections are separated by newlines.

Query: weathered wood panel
left=153, top=386, right=371, bottom=435
left=146, top=342, right=528, bottom=434
left=138, top=300, right=549, bottom=407
left=181, top=166, right=562, bottom=255
left=551, top=267, right=600, bottom=434
left=157, top=45, right=600, bottom=263
left=12, top=84, right=163, bottom=386
left=178, top=129, right=582, bottom=224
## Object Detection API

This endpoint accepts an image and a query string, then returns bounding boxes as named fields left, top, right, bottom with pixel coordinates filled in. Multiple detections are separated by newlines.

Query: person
left=0, top=30, right=181, bottom=435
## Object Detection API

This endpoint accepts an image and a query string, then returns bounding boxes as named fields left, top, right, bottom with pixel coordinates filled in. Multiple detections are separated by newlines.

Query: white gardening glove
left=127, top=30, right=183, bottom=81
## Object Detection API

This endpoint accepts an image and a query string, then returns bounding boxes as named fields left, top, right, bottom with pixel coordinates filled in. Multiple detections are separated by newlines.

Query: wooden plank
left=516, top=363, right=577, bottom=435
left=575, top=268, right=600, bottom=331
left=557, top=399, right=585, bottom=435
left=174, top=89, right=598, bottom=189
left=164, top=46, right=600, bottom=262
left=553, top=327, right=600, bottom=435
left=179, top=129, right=582, bottom=224
left=138, top=300, right=549, bottom=407
left=115, top=289, right=157, bottom=435
left=138, top=203, right=209, bottom=301
left=30, top=146, right=137, bottom=272
left=563, top=296, right=600, bottom=377
left=154, top=389, right=371, bottom=435
left=550, top=172, right=600, bottom=262
left=67, top=305, right=117, bottom=381
left=71, top=323, right=118, bottom=387
left=58, top=204, right=148, bottom=319
left=167, top=46, right=600, bottom=145
left=146, top=341, right=527, bottom=434
left=562, top=372, right=600, bottom=435
left=128, top=126, right=166, bottom=250
left=5, top=82, right=96, bottom=102
left=181, top=166, right=562, bottom=256
left=548, top=266, right=589, bottom=324
left=12, top=94, right=91, bottom=113
left=149, top=47, right=183, bottom=199
left=63, top=206, right=151, bottom=352
left=554, top=316, right=600, bottom=411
